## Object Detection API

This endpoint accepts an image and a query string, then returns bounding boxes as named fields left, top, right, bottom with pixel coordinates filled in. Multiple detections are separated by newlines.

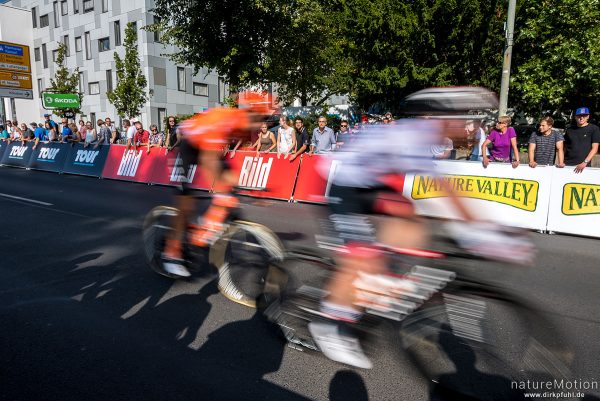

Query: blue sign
left=0, top=44, right=24, bottom=56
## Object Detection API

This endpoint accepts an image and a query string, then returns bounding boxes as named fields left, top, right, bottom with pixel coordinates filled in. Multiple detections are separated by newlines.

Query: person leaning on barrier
left=147, top=124, right=165, bottom=154
left=482, top=115, right=519, bottom=169
left=276, top=115, right=296, bottom=159
left=122, top=119, right=136, bottom=149
left=466, top=119, right=488, bottom=161
left=252, top=121, right=277, bottom=157
left=563, top=107, right=599, bottom=173
left=104, top=117, right=120, bottom=144
left=165, top=116, right=182, bottom=151
left=528, top=117, right=564, bottom=168
left=60, top=118, right=74, bottom=143
left=0, top=124, right=8, bottom=141
left=31, top=122, right=47, bottom=150
left=96, top=119, right=112, bottom=147
left=82, top=121, right=97, bottom=148
left=133, top=121, right=150, bottom=151
left=68, top=122, right=81, bottom=143
left=289, top=116, right=309, bottom=161
left=19, top=123, right=34, bottom=143
left=309, top=116, right=337, bottom=155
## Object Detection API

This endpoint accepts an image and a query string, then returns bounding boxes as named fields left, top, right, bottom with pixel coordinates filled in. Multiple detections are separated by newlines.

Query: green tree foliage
left=107, top=22, right=149, bottom=119
left=48, top=42, right=82, bottom=115
left=511, top=0, right=600, bottom=116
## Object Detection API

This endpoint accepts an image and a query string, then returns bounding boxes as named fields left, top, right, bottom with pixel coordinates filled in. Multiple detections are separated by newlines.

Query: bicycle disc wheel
left=142, top=206, right=181, bottom=277
left=398, top=281, right=574, bottom=401
left=210, top=221, right=285, bottom=308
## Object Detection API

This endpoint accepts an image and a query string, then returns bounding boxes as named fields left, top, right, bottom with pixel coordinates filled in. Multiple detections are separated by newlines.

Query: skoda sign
left=42, top=93, right=81, bottom=109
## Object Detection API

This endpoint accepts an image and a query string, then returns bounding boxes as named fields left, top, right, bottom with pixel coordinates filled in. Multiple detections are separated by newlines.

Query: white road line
left=0, top=192, right=53, bottom=206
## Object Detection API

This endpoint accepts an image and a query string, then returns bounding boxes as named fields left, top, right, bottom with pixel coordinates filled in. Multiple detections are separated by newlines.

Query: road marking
left=0, top=192, right=53, bottom=206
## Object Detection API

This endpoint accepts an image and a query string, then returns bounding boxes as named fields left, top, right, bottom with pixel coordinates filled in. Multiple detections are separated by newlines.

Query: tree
left=47, top=42, right=82, bottom=115
left=107, top=22, right=149, bottom=119
left=510, top=0, right=600, bottom=117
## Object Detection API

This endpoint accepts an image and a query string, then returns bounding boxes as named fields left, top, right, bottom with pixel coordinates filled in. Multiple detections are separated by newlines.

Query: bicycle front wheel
left=398, top=281, right=574, bottom=401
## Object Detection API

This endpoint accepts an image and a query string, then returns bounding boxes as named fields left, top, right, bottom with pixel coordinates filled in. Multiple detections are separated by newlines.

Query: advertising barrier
left=62, top=143, right=110, bottom=177
left=227, top=151, right=300, bottom=200
left=28, top=142, right=69, bottom=173
left=102, top=145, right=159, bottom=183
left=1, top=142, right=34, bottom=167
left=292, top=154, right=336, bottom=203
left=149, top=148, right=213, bottom=190
left=0, top=140, right=8, bottom=161
left=402, top=161, right=553, bottom=231
left=546, top=167, right=600, bottom=238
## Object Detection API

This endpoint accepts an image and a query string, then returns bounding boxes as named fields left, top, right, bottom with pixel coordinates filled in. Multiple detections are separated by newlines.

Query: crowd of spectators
left=1, top=108, right=598, bottom=171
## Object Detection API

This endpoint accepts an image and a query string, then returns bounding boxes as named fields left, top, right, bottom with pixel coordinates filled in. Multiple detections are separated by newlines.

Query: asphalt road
left=1, top=166, right=599, bottom=401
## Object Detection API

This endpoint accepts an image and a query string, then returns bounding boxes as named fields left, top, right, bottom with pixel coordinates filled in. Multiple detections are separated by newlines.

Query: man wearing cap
left=43, top=114, right=59, bottom=132
left=563, top=107, right=599, bottom=173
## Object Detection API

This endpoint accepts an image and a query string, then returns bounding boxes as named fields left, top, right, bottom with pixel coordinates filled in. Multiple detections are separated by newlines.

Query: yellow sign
left=411, top=174, right=539, bottom=212
left=0, top=71, right=32, bottom=89
left=562, top=183, right=600, bottom=215
left=0, top=41, right=32, bottom=73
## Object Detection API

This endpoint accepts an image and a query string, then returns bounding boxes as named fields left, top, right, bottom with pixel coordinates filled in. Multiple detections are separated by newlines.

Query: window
left=75, top=36, right=82, bottom=52
left=40, top=14, right=49, bottom=28
left=53, top=2, right=60, bottom=27
left=102, top=0, right=108, bottom=13
left=90, top=113, right=96, bottom=128
left=41, top=44, right=48, bottom=68
left=63, top=35, right=70, bottom=56
left=114, top=21, right=121, bottom=46
left=98, top=37, right=110, bottom=52
left=32, top=7, right=37, bottom=28
left=85, top=31, right=91, bottom=60
left=52, top=50, right=59, bottom=62
left=153, top=16, right=161, bottom=43
left=61, top=0, right=68, bottom=15
left=34, top=47, right=41, bottom=62
left=73, top=0, right=79, bottom=13
left=193, top=82, right=208, bottom=96
left=177, top=67, right=185, bottom=91
left=89, top=82, right=100, bottom=95
left=78, top=72, right=84, bottom=93
left=158, top=108, right=166, bottom=132
left=37, top=79, right=43, bottom=96
left=106, top=69, right=112, bottom=92
left=83, top=0, right=93, bottom=13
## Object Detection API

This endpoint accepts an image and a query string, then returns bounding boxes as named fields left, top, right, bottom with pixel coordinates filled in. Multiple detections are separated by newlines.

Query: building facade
left=3, top=0, right=228, bottom=130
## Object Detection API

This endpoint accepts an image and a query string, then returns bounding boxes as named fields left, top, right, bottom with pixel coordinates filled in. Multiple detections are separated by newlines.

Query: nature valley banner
left=411, top=174, right=539, bottom=212
left=562, top=183, right=600, bottom=216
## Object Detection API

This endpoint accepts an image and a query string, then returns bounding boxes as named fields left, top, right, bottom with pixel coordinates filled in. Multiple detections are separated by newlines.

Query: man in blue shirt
left=44, top=114, right=59, bottom=132
left=309, top=116, right=337, bottom=155
left=32, top=122, right=47, bottom=150
left=60, top=118, right=73, bottom=142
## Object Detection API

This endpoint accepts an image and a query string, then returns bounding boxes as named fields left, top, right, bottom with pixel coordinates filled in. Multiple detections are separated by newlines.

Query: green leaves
left=107, top=22, right=149, bottom=119
left=48, top=42, right=82, bottom=115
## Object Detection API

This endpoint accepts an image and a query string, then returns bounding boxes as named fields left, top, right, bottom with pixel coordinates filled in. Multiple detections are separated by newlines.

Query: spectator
left=252, top=122, right=276, bottom=157
left=68, top=122, right=81, bottom=143
left=10, top=120, right=22, bottom=141
left=431, top=136, right=454, bottom=159
left=82, top=121, right=97, bottom=147
left=96, top=119, right=112, bottom=146
left=290, top=117, right=309, bottom=161
left=20, top=123, right=34, bottom=143
left=466, top=120, right=488, bottom=161
left=78, top=119, right=87, bottom=139
left=165, top=116, right=181, bottom=151
left=133, top=121, right=149, bottom=150
left=336, top=120, right=354, bottom=149
left=384, top=111, right=393, bottom=123
left=276, top=116, right=296, bottom=159
left=31, top=122, right=47, bottom=150
left=564, top=107, right=599, bottom=173
left=60, top=118, right=74, bottom=142
left=383, top=117, right=390, bottom=124
left=44, top=113, right=59, bottom=132
left=4, top=120, right=15, bottom=141
left=309, top=116, right=337, bottom=155
left=528, top=117, right=564, bottom=168
left=147, top=124, right=165, bottom=154
left=104, top=117, right=120, bottom=144
left=123, top=119, right=136, bottom=149
left=45, top=121, right=58, bottom=142
left=0, top=124, right=8, bottom=141
left=482, top=115, right=519, bottom=169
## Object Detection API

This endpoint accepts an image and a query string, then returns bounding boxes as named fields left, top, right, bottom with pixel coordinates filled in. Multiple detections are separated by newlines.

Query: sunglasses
left=151, top=129, right=157, bottom=132
left=340, top=125, right=348, bottom=127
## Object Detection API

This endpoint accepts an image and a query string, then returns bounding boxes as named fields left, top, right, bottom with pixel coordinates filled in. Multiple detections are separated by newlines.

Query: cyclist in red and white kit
left=309, top=87, right=534, bottom=369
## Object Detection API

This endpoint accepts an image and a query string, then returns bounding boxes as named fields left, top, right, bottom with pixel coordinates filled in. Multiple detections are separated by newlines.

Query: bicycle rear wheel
left=398, top=281, right=574, bottom=400
left=142, top=206, right=180, bottom=278
left=210, top=221, right=285, bottom=308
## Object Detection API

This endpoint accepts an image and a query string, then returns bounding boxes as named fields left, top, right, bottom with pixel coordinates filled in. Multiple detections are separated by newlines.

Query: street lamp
left=498, top=0, right=517, bottom=116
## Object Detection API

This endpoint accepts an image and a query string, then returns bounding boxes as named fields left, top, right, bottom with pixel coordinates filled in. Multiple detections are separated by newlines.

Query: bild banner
left=546, top=167, right=600, bottom=238
left=62, top=143, right=110, bottom=177
left=402, top=160, right=553, bottom=231
left=0, top=141, right=34, bottom=167
left=101, top=145, right=158, bottom=183
left=149, top=148, right=213, bottom=190
left=292, top=154, right=337, bottom=203
left=28, top=142, right=69, bottom=172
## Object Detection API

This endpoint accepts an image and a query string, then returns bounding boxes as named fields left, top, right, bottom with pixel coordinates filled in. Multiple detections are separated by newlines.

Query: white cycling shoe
left=161, top=254, right=191, bottom=278
left=308, top=321, right=373, bottom=369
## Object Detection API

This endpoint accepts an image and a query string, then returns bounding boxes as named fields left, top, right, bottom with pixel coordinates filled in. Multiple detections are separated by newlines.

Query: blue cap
left=43, top=113, right=51, bottom=117
left=575, top=107, right=590, bottom=116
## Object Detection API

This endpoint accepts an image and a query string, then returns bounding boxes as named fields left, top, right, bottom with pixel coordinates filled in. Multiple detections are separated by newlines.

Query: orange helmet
left=237, top=91, right=274, bottom=114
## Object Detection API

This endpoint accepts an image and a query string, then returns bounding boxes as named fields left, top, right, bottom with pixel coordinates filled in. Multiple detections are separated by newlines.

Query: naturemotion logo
left=562, top=183, right=600, bottom=215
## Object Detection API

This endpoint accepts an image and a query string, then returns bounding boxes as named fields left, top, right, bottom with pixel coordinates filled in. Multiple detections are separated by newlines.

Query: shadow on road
left=329, top=370, right=369, bottom=401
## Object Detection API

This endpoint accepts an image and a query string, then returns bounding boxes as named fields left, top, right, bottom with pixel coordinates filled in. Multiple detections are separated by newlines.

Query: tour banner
left=546, top=167, right=600, bottom=238
left=402, top=160, right=553, bottom=231
left=62, top=143, right=110, bottom=177
left=28, top=142, right=69, bottom=173
left=1, top=141, right=34, bottom=167
left=0, top=139, right=8, bottom=161
left=227, top=151, right=300, bottom=200
left=101, top=145, right=159, bottom=183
